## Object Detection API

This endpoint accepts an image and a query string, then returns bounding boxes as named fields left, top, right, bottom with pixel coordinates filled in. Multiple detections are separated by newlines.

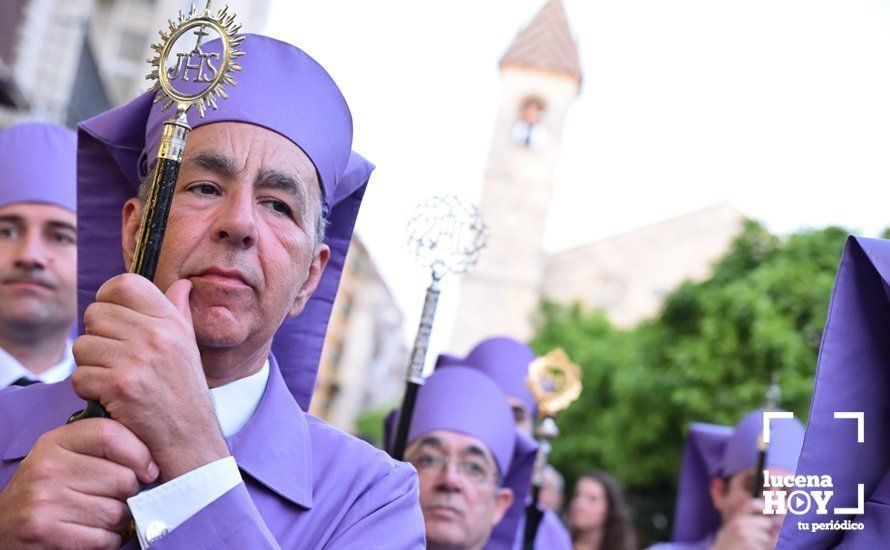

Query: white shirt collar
left=0, top=339, right=75, bottom=387
left=209, top=359, right=270, bottom=438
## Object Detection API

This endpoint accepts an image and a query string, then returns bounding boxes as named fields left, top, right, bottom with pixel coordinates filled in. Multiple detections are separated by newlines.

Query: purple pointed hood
left=75, top=34, right=370, bottom=410
left=778, top=236, right=890, bottom=548
left=0, top=122, right=76, bottom=212
left=438, top=336, right=539, bottom=419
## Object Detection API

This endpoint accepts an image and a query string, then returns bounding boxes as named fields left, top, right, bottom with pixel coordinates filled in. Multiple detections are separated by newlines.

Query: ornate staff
left=523, top=349, right=582, bottom=550
left=68, top=1, right=243, bottom=423
left=753, top=374, right=782, bottom=498
left=390, top=195, right=487, bottom=460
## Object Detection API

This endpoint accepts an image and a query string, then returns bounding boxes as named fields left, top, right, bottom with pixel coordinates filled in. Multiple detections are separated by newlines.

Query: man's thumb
left=165, top=278, right=194, bottom=325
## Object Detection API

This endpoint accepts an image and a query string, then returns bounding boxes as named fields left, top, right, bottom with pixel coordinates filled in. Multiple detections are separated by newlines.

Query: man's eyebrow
left=185, top=152, right=239, bottom=178
left=45, top=221, right=76, bottom=233
left=0, top=215, right=23, bottom=224
left=415, top=436, right=445, bottom=451
left=460, top=444, right=492, bottom=463
left=256, top=168, right=307, bottom=214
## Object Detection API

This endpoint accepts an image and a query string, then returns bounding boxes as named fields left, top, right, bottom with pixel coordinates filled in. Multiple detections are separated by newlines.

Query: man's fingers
left=59, top=489, right=133, bottom=532
left=82, top=302, right=155, bottom=341
left=53, top=419, right=159, bottom=484
left=95, top=273, right=174, bottom=319
left=57, top=522, right=122, bottom=550
left=72, top=335, right=129, bottom=370
left=61, top=452, right=141, bottom=500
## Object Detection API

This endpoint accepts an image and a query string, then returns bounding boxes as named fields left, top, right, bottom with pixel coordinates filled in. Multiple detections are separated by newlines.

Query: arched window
left=511, top=97, right=548, bottom=148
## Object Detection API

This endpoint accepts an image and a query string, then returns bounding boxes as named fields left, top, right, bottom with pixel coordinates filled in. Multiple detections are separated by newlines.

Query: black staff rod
left=391, top=277, right=441, bottom=460
left=68, top=111, right=190, bottom=424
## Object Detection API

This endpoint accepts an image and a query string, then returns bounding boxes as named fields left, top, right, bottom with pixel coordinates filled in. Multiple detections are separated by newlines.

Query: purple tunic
left=0, top=356, right=425, bottom=548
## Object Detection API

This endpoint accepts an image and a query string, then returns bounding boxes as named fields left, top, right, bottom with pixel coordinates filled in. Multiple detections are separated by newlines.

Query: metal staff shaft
left=67, top=112, right=190, bottom=424
left=753, top=435, right=767, bottom=498
left=391, top=279, right=441, bottom=460
left=523, top=416, right=557, bottom=549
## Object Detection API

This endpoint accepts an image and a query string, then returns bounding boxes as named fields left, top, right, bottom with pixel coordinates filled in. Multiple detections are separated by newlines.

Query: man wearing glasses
left=403, top=366, right=537, bottom=550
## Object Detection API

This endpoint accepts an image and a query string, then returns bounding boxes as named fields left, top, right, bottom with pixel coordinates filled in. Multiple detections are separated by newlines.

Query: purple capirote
left=74, top=34, right=368, bottom=410
left=673, top=410, right=804, bottom=544
left=406, top=366, right=538, bottom=550
left=436, top=336, right=539, bottom=418
left=778, top=236, right=890, bottom=549
left=0, top=122, right=76, bottom=212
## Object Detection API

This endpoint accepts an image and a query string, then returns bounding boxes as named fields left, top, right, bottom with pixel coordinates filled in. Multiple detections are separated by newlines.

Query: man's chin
left=192, top=308, right=251, bottom=348
left=425, top=521, right=467, bottom=548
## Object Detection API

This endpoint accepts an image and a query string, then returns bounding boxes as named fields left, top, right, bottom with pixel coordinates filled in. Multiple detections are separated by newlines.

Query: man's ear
left=288, top=243, right=331, bottom=317
left=709, top=477, right=727, bottom=513
left=121, top=198, right=142, bottom=271
left=491, top=487, right=514, bottom=526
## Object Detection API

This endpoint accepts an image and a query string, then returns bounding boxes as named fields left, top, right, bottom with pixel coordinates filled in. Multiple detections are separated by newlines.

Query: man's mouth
left=1, top=278, right=56, bottom=293
left=191, top=267, right=254, bottom=290
left=426, top=504, right=463, bottom=520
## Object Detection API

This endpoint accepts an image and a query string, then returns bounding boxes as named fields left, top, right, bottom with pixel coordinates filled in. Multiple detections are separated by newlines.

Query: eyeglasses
left=408, top=452, right=498, bottom=486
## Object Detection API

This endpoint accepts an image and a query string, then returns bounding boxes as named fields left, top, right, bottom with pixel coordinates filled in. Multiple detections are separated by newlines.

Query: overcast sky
left=264, top=0, right=890, bottom=354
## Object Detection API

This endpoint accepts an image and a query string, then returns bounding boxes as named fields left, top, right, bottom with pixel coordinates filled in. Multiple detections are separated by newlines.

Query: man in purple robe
left=437, top=337, right=573, bottom=550
left=651, top=411, right=804, bottom=550
left=777, top=237, right=890, bottom=549
left=0, top=123, right=78, bottom=388
left=403, top=366, right=536, bottom=550
left=0, top=35, right=424, bottom=548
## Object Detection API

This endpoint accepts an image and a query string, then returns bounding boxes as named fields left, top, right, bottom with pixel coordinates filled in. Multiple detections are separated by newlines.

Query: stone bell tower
left=451, top=0, right=581, bottom=353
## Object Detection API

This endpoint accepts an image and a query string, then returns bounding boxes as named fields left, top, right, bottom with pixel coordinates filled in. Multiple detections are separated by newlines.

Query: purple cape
left=778, top=236, right=890, bottom=549
left=0, top=122, right=76, bottom=212
left=673, top=410, right=804, bottom=543
left=435, top=336, right=539, bottom=418
left=75, top=34, right=370, bottom=410
left=403, top=366, right=537, bottom=550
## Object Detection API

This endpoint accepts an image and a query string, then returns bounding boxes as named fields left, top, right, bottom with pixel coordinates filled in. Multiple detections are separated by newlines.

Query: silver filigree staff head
left=406, top=195, right=487, bottom=281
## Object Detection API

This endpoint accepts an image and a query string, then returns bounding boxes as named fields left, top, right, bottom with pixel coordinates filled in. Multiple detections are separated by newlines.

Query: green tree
left=530, top=221, right=849, bottom=538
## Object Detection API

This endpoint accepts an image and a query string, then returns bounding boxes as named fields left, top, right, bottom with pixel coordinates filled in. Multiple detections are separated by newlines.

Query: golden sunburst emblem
left=527, top=348, right=583, bottom=417
left=147, top=1, right=244, bottom=117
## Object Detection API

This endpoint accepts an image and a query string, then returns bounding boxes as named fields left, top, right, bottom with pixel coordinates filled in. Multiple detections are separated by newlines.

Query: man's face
left=507, top=396, right=533, bottom=437
left=711, top=466, right=792, bottom=542
left=0, top=202, right=77, bottom=334
left=407, top=430, right=514, bottom=550
left=122, top=123, right=329, bottom=368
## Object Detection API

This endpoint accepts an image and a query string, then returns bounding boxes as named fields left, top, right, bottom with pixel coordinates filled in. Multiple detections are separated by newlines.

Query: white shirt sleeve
left=128, top=456, right=242, bottom=548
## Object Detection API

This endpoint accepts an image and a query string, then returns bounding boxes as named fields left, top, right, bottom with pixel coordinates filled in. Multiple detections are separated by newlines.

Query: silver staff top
left=406, top=195, right=488, bottom=281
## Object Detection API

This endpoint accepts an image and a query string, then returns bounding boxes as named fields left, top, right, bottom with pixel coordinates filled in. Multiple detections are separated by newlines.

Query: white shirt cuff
left=128, top=456, right=241, bottom=548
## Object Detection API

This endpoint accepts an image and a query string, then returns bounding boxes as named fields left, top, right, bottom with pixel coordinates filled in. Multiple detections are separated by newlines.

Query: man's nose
left=13, top=231, right=47, bottom=270
left=212, top=192, right=258, bottom=249
left=434, top=461, right=464, bottom=493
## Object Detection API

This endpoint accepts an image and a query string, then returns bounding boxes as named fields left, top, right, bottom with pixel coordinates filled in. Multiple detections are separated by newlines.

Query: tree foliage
left=530, top=221, right=849, bottom=498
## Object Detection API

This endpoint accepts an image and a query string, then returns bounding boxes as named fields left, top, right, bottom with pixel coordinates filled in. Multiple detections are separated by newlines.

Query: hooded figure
left=436, top=337, right=572, bottom=550
left=778, top=236, right=890, bottom=549
left=400, top=366, right=537, bottom=550
left=0, top=35, right=424, bottom=548
left=0, top=122, right=78, bottom=387
left=652, top=411, right=804, bottom=549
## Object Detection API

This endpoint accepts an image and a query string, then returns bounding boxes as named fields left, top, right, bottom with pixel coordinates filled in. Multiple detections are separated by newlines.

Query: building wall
left=311, top=238, right=407, bottom=433
left=542, top=204, right=745, bottom=328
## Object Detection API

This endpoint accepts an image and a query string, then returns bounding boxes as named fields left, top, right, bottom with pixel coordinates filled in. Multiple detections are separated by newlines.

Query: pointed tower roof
left=499, top=0, right=582, bottom=84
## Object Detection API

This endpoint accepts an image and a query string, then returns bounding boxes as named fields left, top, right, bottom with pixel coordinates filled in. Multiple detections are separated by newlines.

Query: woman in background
left=569, top=470, right=637, bottom=550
